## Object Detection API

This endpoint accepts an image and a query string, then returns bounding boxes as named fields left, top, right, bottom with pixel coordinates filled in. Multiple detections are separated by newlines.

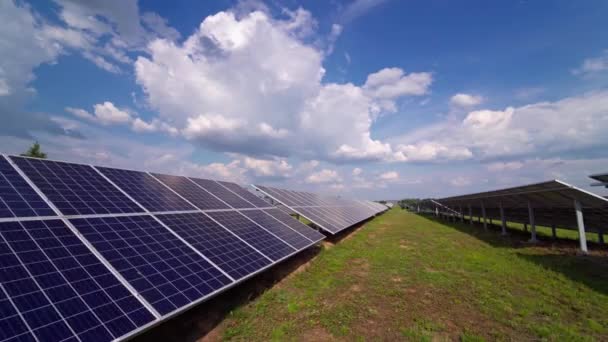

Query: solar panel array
left=253, top=185, right=387, bottom=234
left=0, top=154, right=327, bottom=341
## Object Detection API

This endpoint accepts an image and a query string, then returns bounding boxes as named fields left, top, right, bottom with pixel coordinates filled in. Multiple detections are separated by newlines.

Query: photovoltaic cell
left=151, top=173, right=229, bottom=210
left=156, top=213, right=272, bottom=280
left=0, top=284, right=36, bottom=342
left=0, top=219, right=155, bottom=342
left=69, top=215, right=232, bottom=316
left=10, top=157, right=143, bottom=216
left=262, top=208, right=325, bottom=243
left=96, top=167, right=195, bottom=212
left=216, top=182, right=271, bottom=208
left=240, top=210, right=313, bottom=249
left=189, top=178, right=254, bottom=209
left=206, top=211, right=295, bottom=261
left=0, top=156, right=55, bottom=218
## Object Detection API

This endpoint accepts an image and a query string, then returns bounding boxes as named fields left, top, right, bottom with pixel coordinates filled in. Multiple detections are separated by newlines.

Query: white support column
left=481, top=201, right=487, bottom=230
left=527, top=200, right=537, bottom=243
left=574, top=199, right=588, bottom=254
left=435, top=206, right=439, bottom=217
left=499, top=202, right=507, bottom=235
left=468, top=204, right=473, bottom=226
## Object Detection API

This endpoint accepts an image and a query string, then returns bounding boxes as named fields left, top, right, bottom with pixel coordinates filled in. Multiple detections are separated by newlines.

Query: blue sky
left=2, top=0, right=608, bottom=200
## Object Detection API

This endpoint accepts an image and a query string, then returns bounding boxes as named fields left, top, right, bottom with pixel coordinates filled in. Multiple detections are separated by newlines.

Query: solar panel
left=262, top=208, right=325, bottom=243
left=10, top=156, right=143, bottom=216
left=189, top=178, right=254, bottom=209
left=69, top=215, right=232, bottom=316
left=206, top=211, right=295, bottom=261
left=0, top=219, right=155, bottom=341
left=150, top=173, right=229, bottom=210
left=240, top=210, right=314, bottom=249
left=96, top=167, right=195, bottom=212
left=0, top=156, right=55, bottom=218
left=216, top=182, right=271, bottom=208
left=0, top=283, right=36, bottom=342
left=155, top=213, right=272, bottom=280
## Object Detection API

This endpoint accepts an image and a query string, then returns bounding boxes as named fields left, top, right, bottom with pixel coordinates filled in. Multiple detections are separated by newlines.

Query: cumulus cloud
left=392, top=91, right=608, bottom=161
left=134, top=8, right=432, bottom=162
left=66, top=101, right=178, bottom=136
left=378, top=171, right=399, bottom=181
left=450, top=93, right=483, bottom=107
left=352, top=167, right=362, bottom=176
left=66, top=102, right=131, bottom=125
left=306, top=169, right=342, bottom=184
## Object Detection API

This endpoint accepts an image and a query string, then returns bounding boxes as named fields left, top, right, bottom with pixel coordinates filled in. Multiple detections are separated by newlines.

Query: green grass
left=216, top=208, right=608, bottom=341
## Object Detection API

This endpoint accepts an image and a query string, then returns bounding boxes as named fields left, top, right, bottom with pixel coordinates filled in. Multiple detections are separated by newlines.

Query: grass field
left=204, top=208, right=608, bottom=341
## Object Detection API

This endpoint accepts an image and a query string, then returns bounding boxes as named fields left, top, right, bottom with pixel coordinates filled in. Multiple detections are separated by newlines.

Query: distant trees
left=21, top=141, right=47, bottom=159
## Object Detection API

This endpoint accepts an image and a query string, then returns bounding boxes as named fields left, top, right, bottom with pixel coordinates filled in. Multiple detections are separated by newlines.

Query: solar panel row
left=0, top=155, right=326, bottom=342
left=253, top=185, right=387, bottom=234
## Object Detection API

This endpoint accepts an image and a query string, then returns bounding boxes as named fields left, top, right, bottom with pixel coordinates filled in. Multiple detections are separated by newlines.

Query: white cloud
left=306, top=169, right=342, bottom=184
left=450, top=93, right=483, bottom=107
left=572, top=50, right=608, bottom=76
left=486, top=161, right=524, bottom=172
left=378, top=171, right=399, bottom=181
left=135, top=9, right=431, bottom=162
left=68, top=102, right=132, bottom=125
left=392, top=91, right=608, bottom=161
left=394, top=142, right=472, bottom=162
left=242, top=156, right=292, bottom=178
left=364, top=67, right=432, bottom=99
left=352, top=167, right=362, bottom=176
left=340, top=0, right=388, bottom=24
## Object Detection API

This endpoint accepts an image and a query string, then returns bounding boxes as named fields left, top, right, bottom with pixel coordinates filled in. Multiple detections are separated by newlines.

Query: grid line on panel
left=0, top=156, right=55, bottom=219
left=190, top=178, right=255, bottom=209
left=69, top=215, right=232, bottom=316
left=0, top=219, right=156, bottom=342
left=216, top=182, right=271, bottom=208
left=150, top=173, right=229, bottom=211
left=206, top=211, right=295, bottom=261
left=95, top=167, right=195, bottom=212
left=10, top=156, right=143, bottom=216
left=239, top=210, right=313, bottom=249
left=0, top=283, right=37, bottom=342
left=262, top=208, right=325, bottom=243
left=156, top=213, right=272, bottom=281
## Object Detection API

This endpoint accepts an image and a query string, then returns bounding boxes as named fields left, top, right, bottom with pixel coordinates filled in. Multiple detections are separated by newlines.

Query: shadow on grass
left=417, top=213, right=608, bottom=296
left=132, top=245, right=322, bottom=342
left=418, top=213, right=608, bottom=251
left=517, top=253, right=608, bottom=296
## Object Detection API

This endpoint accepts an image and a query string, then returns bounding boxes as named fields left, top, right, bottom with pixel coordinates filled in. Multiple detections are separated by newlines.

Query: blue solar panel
left=69, top=215, right=232, bottom=316
left=0, top=219, right=155, bottom=342
left=189, top=178, right=254, bottom=209
left=217, top=182, right=271, bottom=208
left=256, top=185, right=299, bottom=206
left=0, top=284, right=36, bottom=342
left=206, top=211, right=295, bottom=261
left=96, top=167, right=195, bottom=212
left=10, top=157, right=143, bottom=216
left=0, top=156, right=55, bottom=218
left=151, top=173, right=229, bottom=210
left=240, top=210, right=313, bottom=249
left=262, top=208, right=325, bottom=243
left=156, top=213, right=272, bottom=280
